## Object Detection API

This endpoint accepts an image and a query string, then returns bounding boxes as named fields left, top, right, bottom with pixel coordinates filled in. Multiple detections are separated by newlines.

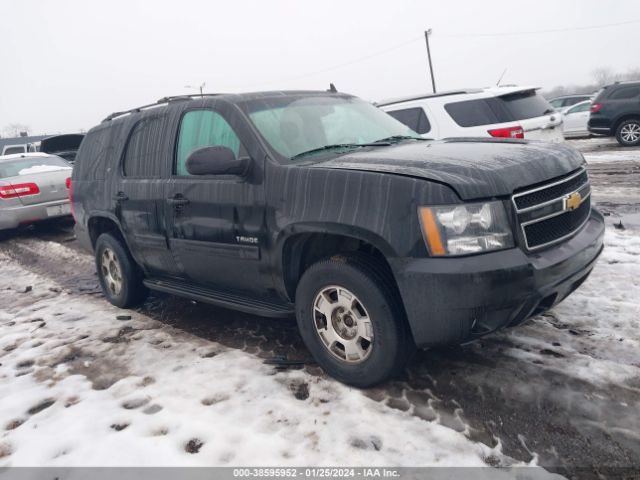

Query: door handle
left=113, top=192, right=128, bottom=202
left=167, top=195, right=190, bottom=207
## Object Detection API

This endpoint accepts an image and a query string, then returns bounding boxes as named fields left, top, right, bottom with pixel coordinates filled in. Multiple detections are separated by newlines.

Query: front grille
left=523, top=197, right=591, bottom=249
left=514, top=170, right=589, bottom=210
left=512, top=167, right=591, bottom=251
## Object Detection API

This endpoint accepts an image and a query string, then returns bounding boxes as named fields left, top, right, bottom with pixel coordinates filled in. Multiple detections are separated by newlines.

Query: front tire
left=615, top=119, right=640, bottom=147
left=295, top=254, right=413, bottom=387
left=95, top=233, right=147, bottom=308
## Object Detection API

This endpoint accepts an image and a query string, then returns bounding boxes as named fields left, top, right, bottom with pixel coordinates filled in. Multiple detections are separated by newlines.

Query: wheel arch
left=613, top=114, right=640, bottom=133
left=87, top=213, right=125, bottom=248
left=276, top=222, right=399, bottom=302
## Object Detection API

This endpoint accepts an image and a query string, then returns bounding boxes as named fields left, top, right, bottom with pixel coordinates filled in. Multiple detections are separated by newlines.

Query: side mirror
left=185, top=146, right=250, bottom=176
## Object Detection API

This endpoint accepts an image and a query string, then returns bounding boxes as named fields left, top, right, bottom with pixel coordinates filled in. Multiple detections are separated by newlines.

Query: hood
left=40, top=134, right=85, bottom=155
left=308, top=138, right=585, bottom=200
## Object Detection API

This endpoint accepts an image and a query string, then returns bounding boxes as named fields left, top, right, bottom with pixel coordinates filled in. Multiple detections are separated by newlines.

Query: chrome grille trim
left=512, top=167, right=592, bottom=251
left=512, top=167, right=588, bottom=213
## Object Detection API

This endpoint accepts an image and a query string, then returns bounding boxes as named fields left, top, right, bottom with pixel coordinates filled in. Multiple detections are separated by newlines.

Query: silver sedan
left=0, top=153, right=73, bottom=230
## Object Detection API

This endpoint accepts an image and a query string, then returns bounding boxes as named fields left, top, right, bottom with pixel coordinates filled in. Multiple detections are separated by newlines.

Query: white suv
left=378, top=86, right=564, bottom=143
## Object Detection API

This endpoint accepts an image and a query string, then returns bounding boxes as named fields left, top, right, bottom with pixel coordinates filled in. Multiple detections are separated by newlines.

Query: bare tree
left=592, top=67, right=617, bottom=87
left=621, top=68, right=640, bottom=81
left=2, top=123, right=31, bottom=138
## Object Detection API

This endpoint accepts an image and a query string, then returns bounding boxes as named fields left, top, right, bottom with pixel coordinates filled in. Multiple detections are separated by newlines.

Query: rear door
left=563, top=101, right=591, bottom=135
left=116, top=112, right=180, bottom=277
left=166, top=107, right=267, bottom=294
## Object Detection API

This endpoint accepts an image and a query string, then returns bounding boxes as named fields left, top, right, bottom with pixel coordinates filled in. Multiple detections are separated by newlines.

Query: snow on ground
left=503, top=228, right=640, bottom=390
left=0, top=250, right=506, bottom=468
left=583, top=149, right=640, bottom=164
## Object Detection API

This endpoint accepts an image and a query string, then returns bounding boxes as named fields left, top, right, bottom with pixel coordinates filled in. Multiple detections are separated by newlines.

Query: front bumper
left=0, top=199, right=71, bottom=230
left=390, top=209, right=605, bottom=348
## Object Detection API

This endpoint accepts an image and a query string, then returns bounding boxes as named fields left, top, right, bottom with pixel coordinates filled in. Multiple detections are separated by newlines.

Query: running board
left=143, top=278, right=295, bottom=318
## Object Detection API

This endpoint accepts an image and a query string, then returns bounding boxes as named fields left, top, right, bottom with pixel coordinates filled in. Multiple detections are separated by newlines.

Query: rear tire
left=615, top=119, right=640, bottom=147
left=95, top=233, right=147, bottom=308
left=295, top=253, right=413, bottom=388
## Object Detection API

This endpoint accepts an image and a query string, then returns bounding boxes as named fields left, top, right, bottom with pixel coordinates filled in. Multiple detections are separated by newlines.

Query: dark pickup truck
left=72, top=91, right=604, bottom=387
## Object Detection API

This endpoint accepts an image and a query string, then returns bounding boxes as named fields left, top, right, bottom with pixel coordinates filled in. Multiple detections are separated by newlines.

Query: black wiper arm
left=290, top=142, right=390, bottom=160
left=373, top=135, right=428, bottom=143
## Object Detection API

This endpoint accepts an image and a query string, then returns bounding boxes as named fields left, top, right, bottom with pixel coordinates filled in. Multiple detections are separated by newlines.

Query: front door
left=166, top=108, right=268, bottom=295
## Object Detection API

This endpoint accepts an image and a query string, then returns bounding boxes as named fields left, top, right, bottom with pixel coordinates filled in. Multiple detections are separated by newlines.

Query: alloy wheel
left=621, top=122, right=640, bottom=144
left=313, top=286, right=373, bottom=363
left=101, top=248, right=123, bottom=296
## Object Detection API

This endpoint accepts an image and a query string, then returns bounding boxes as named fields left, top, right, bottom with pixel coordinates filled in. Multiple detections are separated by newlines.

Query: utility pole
left=424, top=29, right=436, bottom=93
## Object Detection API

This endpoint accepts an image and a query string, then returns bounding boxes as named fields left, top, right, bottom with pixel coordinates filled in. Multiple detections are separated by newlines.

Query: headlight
left=419, top=201, right=514, bottom=256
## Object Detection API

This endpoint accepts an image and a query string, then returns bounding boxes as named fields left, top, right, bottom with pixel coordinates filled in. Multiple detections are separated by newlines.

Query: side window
left=122, top=115, right=166, bottom=178
left=609, top=87, right=640, bottom=100
left=549, top=99, right=563, bottom=109
left=386, top=107, right=431, bottom=134
left=176, top=110, right=243, bottom=176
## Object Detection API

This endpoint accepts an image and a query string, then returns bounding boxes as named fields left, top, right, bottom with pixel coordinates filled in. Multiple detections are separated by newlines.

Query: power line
left=241, top=19, right=640, bottom=88
left=440, top=19, right=640, bottom=38
left=248, top=36, right=422, bottom=87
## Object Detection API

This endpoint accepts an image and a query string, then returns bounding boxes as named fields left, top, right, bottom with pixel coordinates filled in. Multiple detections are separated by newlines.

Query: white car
left=378, top=86, right=564, bottom=143
left=548, top=94, right=594, bottom=113
left=561, top=100, right=592, bottom=138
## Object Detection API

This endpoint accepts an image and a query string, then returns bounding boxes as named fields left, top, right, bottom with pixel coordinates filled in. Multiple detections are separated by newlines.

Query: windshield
left=244, top=96, right=418, bottom=161
left=0, top=156, right=71, bottom=179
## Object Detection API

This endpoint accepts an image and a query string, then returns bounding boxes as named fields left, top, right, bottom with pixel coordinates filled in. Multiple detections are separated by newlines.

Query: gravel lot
left=0, top=138, right=638, bottom=477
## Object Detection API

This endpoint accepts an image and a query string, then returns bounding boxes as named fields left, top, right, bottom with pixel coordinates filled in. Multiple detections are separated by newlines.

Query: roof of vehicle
left=608, top=80, right=640, bottom=87
left=0, top=152, right=60, bottom=162
left=100, top=90, right=354, bottom=123
left=565, top=99, right=592, bottom=109
left=376, top=85, right=541, bottom=107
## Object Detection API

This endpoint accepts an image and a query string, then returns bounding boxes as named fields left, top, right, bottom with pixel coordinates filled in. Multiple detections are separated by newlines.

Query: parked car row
left=546, top=81, right=640, bottom=145
left=1, top=133, right=84, bottom=162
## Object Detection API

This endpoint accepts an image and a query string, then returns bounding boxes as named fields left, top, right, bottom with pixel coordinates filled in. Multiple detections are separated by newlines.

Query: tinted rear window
left=445, top=90, right=553, bottom=127
left=0, top=157, right=71, bottom=179
left=498, top=90, right=553, bottom=120
left=386, top=107, right=431, bottom=134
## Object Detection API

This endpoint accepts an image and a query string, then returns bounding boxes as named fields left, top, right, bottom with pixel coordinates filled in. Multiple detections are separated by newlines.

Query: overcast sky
left=2, top=0, right=639, bottom=135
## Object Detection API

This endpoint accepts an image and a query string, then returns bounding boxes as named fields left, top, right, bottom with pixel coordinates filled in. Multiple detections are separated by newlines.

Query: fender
left=272, top=221, right=398, bottom=300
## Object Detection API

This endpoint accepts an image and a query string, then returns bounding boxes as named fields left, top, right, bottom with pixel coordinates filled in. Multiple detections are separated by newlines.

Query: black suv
left=72, top=91, right=604, bottom=387
left=588, top=81, right=640, bottom=146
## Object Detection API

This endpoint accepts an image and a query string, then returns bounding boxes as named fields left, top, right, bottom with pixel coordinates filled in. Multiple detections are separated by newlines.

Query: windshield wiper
left=372, top=135, right=428, bottom=144
left=290, top=142, right=390, bottom=160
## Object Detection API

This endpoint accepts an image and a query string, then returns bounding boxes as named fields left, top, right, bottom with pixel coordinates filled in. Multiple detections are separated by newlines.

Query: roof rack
left=375, top=89, right=483, bottom=107
left=101, top=93, right=223, bottom=123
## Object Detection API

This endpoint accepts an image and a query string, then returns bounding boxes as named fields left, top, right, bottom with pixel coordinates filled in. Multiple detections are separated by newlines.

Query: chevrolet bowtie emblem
left=564, top=191, right=582, bottom=211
